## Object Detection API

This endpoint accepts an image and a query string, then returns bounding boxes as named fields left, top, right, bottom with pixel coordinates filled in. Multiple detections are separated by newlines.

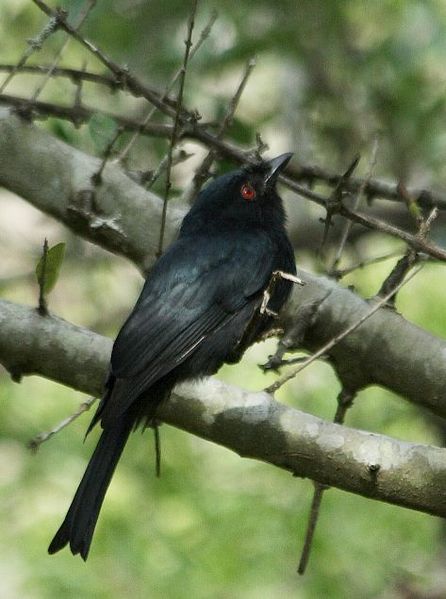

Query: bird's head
left=181, top=153, right=293, bottom=234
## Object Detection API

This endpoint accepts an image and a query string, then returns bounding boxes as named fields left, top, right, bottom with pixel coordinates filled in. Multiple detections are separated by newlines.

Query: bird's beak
left=264, top=152, right=293, bottom=185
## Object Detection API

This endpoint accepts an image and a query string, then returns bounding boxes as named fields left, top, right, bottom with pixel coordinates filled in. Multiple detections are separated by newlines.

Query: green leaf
left=35, top=243, right=66, bottom=295
left=88, top=113, right=118, bottom=152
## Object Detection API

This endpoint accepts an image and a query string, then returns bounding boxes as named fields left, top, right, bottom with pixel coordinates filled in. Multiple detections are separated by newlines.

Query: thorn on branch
left=318, top=155, right=360, bottom=258
left=251, top=132, right=269, bottom=160
left=91, top=126, right=124, bottom=186
left=418, top=206, right=439, bottom=238
left=376, top=252, right=418, bottom=307
left=67, top=190, right=126, bottom=245
left=328, top=140, right=378, bottom=276
left=143, top=149, right=193, bottom=189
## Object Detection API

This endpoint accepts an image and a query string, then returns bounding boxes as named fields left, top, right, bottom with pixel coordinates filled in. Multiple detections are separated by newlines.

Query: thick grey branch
left=1, top=298, right=445, bottom=519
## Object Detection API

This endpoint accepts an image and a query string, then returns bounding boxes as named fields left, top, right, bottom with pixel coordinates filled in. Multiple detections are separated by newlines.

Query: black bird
left=48, top=153, right=297, bottom=560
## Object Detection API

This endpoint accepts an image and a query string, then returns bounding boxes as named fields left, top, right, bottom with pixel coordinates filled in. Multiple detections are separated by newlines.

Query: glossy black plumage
left=48, top=154, right=297, bottom=560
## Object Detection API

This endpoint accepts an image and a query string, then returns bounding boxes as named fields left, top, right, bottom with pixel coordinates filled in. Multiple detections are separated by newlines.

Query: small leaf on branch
left=35, top=241, right=66, bottom=295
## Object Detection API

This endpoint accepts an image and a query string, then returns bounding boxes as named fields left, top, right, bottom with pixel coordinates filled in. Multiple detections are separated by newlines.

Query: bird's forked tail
left=48, top=414, right=134, bottom=560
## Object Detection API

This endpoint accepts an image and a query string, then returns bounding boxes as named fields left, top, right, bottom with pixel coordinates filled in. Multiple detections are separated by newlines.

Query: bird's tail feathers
left=48, top=414, right=133, bottom=560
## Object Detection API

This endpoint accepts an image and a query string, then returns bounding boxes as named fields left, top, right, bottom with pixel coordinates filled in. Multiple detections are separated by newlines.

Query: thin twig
left=287, top=161, right=446, bottom=211
left=30, top=0, right=96, bottom=103
left=157, top=0, right=198, bottom=257
left=297, top=484, right=326, bottom=574
left=318, top=155, right=360, bottom=257
left=31, top=0, right=183, bottom=122
left=143, top=149, right=193, bottom=189
left=0, top=92, right=172, bottom=134
left=297, top=388, right=356, bottom=574
left=28, top=396, right=97, bottom=452
left=332, top=251, right=404, bottom=278
left=184, top=56, right=256, bottom=203
left=0, top=63, right=168, bottom=97
left=419, top=206, right=439, bottom=237
left=73, top=61, right=87, bottom=111
left=118, top=9, right=217, bottom=163
left=3, top=70, right=446, bottom=244
left=266, top=265, right=424, bottom=394
left=0, top=12, right=62, bottom=94
left=2, top=88, right=446, bottom=262
left=328, top=139, right=378, bottom=275
left=91, top=125, right=123, bottom=186
left=376, top=206, right=438, bottom=305
left=338, top=204, right=446, bottom=262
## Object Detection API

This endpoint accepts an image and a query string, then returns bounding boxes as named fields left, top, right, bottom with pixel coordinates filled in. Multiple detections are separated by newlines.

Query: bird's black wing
left=102, top=232, right=276, bottom=422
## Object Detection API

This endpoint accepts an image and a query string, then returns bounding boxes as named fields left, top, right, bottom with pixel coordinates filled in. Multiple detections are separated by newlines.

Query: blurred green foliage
left=1, top=1, right=446, bottom=598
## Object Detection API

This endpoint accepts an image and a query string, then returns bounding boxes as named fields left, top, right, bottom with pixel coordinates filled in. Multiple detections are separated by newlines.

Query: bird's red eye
left=241, top=183, right=256, bottom=201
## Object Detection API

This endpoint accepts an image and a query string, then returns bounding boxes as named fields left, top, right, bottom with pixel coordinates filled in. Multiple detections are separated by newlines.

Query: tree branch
left=288, top=161, right=446, bottom=211
left=1, top=298, right=445, bottom=519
